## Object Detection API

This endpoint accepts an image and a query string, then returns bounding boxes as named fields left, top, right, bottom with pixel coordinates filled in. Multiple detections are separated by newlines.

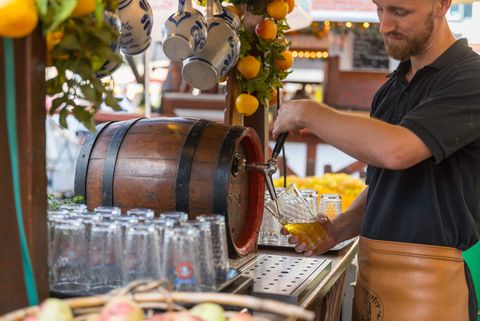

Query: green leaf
left=59, top=107, right=69, bottom=128
left=95, top=0, right=105, bottom=27
left=45, top=0, right=78, bottom=33
left=50, top=97, right=65, bottom=113
left=80, top=84, right=96, bottom=101
left=37, top=0, right=48, bottom=16
left=59, top=34, right=83, bottom=51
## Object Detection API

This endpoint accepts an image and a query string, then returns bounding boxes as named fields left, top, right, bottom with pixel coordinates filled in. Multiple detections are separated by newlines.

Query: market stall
left=0, top=0, right=361, bottom=320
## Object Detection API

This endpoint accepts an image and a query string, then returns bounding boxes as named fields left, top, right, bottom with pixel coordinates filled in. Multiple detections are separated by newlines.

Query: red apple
left=228, top=312, right=253, bottom=321
left=99, top=297, right=143, bottom=321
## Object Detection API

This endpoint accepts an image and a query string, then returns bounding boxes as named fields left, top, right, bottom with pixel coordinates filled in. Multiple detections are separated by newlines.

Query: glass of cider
left=265, top=184, right=328, bottom=247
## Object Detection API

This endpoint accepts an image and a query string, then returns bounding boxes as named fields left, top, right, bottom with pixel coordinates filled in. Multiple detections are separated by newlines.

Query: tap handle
left=272, top=132, right=288, bottom=160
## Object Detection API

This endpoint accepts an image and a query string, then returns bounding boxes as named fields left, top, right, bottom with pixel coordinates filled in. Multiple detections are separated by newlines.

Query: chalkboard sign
left=353, top=30, right=389, bottom=70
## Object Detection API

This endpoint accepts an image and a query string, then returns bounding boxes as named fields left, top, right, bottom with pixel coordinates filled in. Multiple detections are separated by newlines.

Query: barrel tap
left=245, top=132, right=289, bottom=201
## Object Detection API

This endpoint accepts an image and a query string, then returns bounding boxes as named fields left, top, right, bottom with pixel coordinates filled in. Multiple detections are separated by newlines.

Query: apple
left=37, top=298, right=73, bottom=321
left=151, top=311, right=203, bottom=321
left=228, top=312, right=253, bottom=321
left=85, top=315, right=101, bottom=321
left=99, top=297, right=143, bottom=321
left=190, top=303, right=225, bottom=321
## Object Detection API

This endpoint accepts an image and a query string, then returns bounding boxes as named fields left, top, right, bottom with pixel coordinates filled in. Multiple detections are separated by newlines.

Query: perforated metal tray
left=240, top=254, right=332, bottom=303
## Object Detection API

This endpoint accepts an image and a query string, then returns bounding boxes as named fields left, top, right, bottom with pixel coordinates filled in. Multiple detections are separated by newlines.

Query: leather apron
left=352, top=237, right=469, bottom=321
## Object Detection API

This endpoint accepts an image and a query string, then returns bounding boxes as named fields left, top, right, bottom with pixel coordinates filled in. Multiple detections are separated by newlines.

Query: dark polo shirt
left=363, top=39, right=480, bottom=320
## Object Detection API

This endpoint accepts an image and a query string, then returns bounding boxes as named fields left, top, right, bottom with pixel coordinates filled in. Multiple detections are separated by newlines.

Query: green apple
left=37, top=298, right=73, bottom=321
left=190, top=303, right=225, bottom=321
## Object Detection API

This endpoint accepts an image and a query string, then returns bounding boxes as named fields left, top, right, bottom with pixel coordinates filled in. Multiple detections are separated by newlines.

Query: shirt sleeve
left=400, top=66, right=480, bottom=164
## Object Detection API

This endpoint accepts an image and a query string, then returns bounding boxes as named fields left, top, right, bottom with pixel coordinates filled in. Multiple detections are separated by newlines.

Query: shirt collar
left=389, top=38, right=470, bottom=78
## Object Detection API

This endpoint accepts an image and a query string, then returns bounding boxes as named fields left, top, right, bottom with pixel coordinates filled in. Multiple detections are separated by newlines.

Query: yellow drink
left=283, top=222, right=328, bottom=246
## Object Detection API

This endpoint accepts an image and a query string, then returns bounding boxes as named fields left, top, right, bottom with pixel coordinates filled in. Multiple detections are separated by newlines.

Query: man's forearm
left=332, top=186, right=368, bottom=242
left=296, top=101, right=430, bottom=169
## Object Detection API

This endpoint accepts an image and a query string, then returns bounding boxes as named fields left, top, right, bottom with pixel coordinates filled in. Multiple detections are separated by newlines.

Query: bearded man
left=272, top=0, right=480, bottom=320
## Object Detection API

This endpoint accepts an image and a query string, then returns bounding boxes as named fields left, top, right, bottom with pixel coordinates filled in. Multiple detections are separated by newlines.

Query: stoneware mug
left=118, top=0, right=153, bottom=55
left=181, top=0, right=240, bottom=90
left=96, top=12, right=123, bottom=78
left=161, top=0, right=208, bottom=61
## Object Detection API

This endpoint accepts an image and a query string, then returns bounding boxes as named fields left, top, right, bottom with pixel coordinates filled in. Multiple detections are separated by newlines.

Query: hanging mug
left=161, top=0, right=208, bottom=61
left=96, top=12, right=123, bottom=78
left=118, top=0, right=153, bottom=55
left=181, top=0, right=240, bottom=90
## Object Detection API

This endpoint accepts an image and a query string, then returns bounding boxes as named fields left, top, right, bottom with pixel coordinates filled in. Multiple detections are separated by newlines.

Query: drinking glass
left=49, top=219, right=88, bottom=294
left=161, top=226, right=201, bottom=291
left=122, top=223, right=161, bottom=284
left=94, top=206, right=122, bottom=217
left=87, top=222, right=123, bottom=294
left=301, top=189, right=319, bottom=216
left=265, top=184, right=327, bottom=248
left=159, top=211, right=188, bottom=222
left=259, top=192, right=282, bottom=244
left=181, top=221, right=216, bottom=290
left=112, top=215, right=139, bottom=246
left=59, top=203, right=88, bottom=215
left=196, top=214, right=229, bottom=283
left=127, top=208, right=155, bottom=220
left=319, top=194, right=342, bottom=219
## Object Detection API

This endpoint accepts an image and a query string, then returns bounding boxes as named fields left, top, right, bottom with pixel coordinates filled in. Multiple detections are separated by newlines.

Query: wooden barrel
left=74, top=117, right=265, bottom=257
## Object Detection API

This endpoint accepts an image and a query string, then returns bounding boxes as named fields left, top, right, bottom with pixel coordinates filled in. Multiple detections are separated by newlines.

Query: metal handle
left=272, top=132, right=288, bottom=161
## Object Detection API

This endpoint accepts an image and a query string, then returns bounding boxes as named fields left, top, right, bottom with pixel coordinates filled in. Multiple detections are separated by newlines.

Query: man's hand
left=281, top=214, right=339, bottom=256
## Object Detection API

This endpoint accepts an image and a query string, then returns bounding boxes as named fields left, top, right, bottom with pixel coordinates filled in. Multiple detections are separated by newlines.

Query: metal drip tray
left=240, top=254, right=332, bottom=303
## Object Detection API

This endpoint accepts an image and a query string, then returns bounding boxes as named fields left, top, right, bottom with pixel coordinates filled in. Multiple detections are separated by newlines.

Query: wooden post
left=224, top=72, right=244, bottom=126
left=0, top=28, right=48, bottom=313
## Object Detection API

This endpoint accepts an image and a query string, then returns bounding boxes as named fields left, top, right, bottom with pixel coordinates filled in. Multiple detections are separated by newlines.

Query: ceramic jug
left=161, top=0, right=208, bottom=61
left=181, top=0, right=240, bottom=90
left=118, top=0, right=153, bottom=55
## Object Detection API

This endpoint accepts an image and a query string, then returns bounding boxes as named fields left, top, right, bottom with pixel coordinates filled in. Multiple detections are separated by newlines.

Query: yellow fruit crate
left=274, top=174, right=366, bottom=212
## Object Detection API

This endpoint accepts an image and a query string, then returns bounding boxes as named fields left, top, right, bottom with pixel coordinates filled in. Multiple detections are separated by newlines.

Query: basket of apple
left=2, top=282, right=315, bottom=321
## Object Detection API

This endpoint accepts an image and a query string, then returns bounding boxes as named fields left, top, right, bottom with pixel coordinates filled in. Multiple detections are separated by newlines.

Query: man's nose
left=379, top=13, right=396, bottom=34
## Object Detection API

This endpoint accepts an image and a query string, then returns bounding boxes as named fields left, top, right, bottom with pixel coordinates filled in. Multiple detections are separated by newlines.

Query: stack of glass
left=48, top=206, right=230, bottom=295
left=258, top=187, right=320, bottom=246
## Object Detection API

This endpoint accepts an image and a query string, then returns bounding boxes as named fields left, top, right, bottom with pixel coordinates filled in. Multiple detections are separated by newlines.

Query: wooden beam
left=0, top=28, right=48, bottom=313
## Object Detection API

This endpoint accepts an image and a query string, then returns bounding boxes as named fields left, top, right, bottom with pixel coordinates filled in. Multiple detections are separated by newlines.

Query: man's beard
left=383, top=12, right=434, bottom=61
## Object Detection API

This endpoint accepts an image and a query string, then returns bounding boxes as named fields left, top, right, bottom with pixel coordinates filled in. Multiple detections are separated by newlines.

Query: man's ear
left=434, top=0, right=452, bottom=18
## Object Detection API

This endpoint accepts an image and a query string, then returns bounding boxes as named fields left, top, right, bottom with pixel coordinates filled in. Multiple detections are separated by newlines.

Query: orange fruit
left=255, top=19, right=277, bottom=42
left=46, top=31, right=64, bottom=66
left=72, top=0, right=96, bottom=17
left=267, top=0, right=289, bottom=20
left=0, top=0, right=38, bottom=38
left=46, top=31, right=63, bottom=52
left=236, top=55, right=261, bottom=79
left=285, top=0, right=295, bottom=13
left=269, top=88, right=278, bottom=106
left=235, top=93, right=259, bottom=116
left=274, top=50, right=294, bottom=70
left=225, top=5, right=242, bottom=18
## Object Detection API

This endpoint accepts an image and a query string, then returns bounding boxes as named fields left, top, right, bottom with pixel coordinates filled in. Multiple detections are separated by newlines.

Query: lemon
left=235, top=93, right=259, bottom=116
left=236, top=55, right=261, bottom=79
